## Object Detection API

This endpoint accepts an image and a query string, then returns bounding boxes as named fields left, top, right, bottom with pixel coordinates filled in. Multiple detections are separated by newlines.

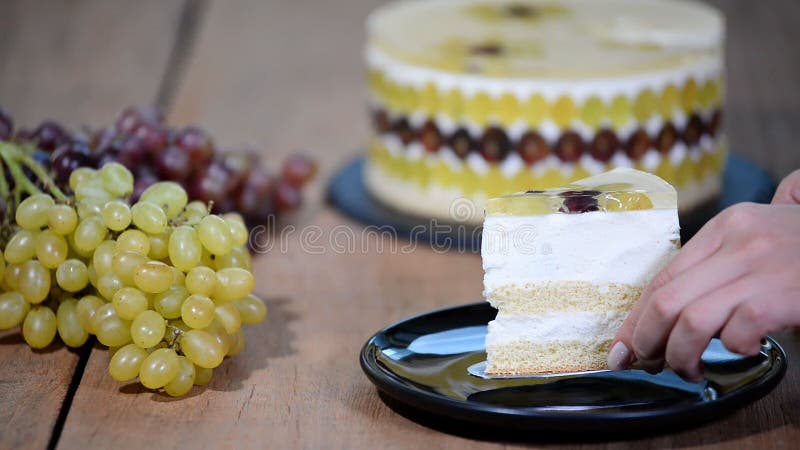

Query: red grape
left=33, top=121, right=67, bottom=152
left=133, top=122, right=167, bottom=153
left=273, top=181, right=301, bottom=212
left=281, top=154, right=317, bottom=187
left=175, top=126, right=213, bottom=163
left=155, top=145, right=191, bottom=180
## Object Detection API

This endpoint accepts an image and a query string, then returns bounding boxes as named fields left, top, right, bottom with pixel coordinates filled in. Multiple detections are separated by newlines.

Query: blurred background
left=0, top=0, right=798, bottom=186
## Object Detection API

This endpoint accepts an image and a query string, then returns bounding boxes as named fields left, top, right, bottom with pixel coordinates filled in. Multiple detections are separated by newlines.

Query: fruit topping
left=469, top=42, right=504, bottom=56
left=589, top=129, right=619, bottom=162
left=372, top=109, right=392, bottom=134
left=449, top=128, right=474, bottom=159
left=601, top=192, right=654, bottom=211
left=683, top=114, right=703, bottom=146
left=708, top=110, right=722, bottom=137
left=554, top=131, right=584, bottom=162
left=392, top=118, right=415, bottom=145
left=419, top=121, right=443, bottom=153
left=625, top=129, right=650, bottom=160
left=479, top=127, right=511, bottom=162
left=517, top=131, right=550, bottom=164
left=655, top=123, right=678, bottom=154
left=559, top=190, right=600, bottom=213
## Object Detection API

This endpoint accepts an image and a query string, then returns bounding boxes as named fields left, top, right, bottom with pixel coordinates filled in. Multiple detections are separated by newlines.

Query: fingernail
left=608, top=341, right=633, bottom=371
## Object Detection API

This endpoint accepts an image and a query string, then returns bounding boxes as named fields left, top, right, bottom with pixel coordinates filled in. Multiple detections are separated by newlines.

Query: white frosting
left=486, top=311, right=628, bottom=344
left=481, top=210, right=679, bottom=288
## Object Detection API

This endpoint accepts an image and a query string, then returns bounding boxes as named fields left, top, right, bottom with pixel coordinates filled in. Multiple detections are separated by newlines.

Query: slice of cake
left=482, top=168, right=679, bottom=375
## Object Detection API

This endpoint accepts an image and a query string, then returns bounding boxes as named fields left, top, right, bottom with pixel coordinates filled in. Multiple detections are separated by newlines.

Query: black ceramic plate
left=329, top=154, right=776, bottom=252
left=360, top=302, right=786, bottom=435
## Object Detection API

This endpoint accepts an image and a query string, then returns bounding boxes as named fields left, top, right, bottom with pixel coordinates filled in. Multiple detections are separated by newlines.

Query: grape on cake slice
left=481, top=168, right=680, bottom=375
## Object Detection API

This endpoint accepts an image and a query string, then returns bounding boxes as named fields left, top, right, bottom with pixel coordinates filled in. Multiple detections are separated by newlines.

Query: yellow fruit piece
left=465, top=92, right=493, bottom=125
left=496, top=93, right=522, bottom=126
left=523, top=94, right=547, bottom=126
left=659, top=84, right=679, bottom=119
left=601, top=192, right=654, bottom=211
left=633, top=89, right=657, bottom=122
left=580, top=96, right=606, bottom=129
left=420, top=82, right=440, bottom=116
left=681, top=78, right=698, bottom=113
left=550, top=96, right=577, bottom=127
left=443, top=89, right=465, bottom=120
left=609, top=95, right=632, bottom=128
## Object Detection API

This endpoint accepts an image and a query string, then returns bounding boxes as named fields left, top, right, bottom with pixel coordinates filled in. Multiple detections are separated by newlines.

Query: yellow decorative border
left=367, top=68, right=724, bottom=129
left=368, top=139, right=726, bottom=198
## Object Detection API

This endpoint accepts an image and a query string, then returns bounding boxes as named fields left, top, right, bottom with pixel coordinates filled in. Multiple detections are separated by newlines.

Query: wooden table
left=1, top=1, right=799, bottom=448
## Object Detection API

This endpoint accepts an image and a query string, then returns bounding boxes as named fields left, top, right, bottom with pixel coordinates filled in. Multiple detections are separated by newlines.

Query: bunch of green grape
left=0, top=162, right=267, bottom=397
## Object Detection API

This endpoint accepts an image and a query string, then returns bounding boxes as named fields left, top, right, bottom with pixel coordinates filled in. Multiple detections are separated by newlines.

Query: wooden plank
left=59, top=0, right=800, bottom=449
left=0, top=1, right=185, bottom=449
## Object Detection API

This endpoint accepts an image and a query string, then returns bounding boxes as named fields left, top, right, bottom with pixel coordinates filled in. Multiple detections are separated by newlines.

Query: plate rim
left=360, top=302, right=787, bottom=431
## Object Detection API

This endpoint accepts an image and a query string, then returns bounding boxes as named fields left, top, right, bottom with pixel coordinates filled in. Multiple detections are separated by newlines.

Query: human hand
left=607, top=169, right=800, bottom=381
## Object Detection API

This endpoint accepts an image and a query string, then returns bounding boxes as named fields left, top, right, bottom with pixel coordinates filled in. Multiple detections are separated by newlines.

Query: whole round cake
left=364, top=0, right=725, bottom=224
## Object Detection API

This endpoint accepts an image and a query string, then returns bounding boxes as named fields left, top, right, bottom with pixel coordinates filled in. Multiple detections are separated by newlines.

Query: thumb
left=772, top=169, right=800, bottom=205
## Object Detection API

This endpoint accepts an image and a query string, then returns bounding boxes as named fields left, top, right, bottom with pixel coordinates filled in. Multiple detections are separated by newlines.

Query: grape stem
left=0, top=141, right=69, bottom=206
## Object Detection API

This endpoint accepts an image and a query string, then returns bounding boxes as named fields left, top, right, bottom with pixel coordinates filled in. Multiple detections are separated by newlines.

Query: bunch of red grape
left=0, top=106, right=316, bottom=228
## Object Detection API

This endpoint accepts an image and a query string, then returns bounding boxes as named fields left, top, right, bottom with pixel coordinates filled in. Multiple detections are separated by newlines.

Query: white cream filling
left=486, top=311, right=628, bottom=345
left=481, top=210, right=679, bottom=288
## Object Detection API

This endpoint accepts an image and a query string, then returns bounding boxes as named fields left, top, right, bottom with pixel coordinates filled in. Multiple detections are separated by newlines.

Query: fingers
left=630, top=248, right=749, bottom=370
left=772, top=169, right=800, bottom=205
left=664, top=278, right=756, bottom=381
left=719, top=289, right=800, bottom=356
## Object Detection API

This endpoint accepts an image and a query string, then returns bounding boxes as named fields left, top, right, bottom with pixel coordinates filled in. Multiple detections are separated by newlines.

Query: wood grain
left=0, top=1, right=185, bottom=449
left=57, top=0, right=800, bottom=449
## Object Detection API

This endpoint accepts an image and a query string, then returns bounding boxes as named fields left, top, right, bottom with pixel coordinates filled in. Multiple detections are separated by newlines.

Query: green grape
left=16, top=193, right=54, bottom=230
left=227, top=329, right=245, bottom=356
left=193, top=365, right=213, bottom=386
left=181, top=294, right=215, bottom=329
left=200, top=249, right=214, bottom=268
left=87, top=263, right=98, bottom=288
left=131, top=310, right=166, bottom=348
left=170, top=266, right=185, bottom=285
left=56, top=259, right=89, bottom=293
left=185, top=266, right=217, bottom=297
left=225, top=217, right=249, bottom=248
left=131, top=201, right=167, bottom=234
left=95, top=314, right=132, bottom=347
left=180, top=329, right=224, bottom=369
left=92, top=240, right=117, bottom=277
left=56, top=299, right=89, bottom=347
left=3, top=263, right=22, bottom=291
left=101, top=200, right=132, bottom=231
left=197, top=215, right=233, bottom=256
left=109, top=343, right=148, bottom=382
left=36, top=230, right=68, bottom=269
left=76, top=198, right=104, bottom=220
left=92, top=303, right=118, bottom=330
left=18, top=260, right=50, bottom=304
left=140, top=182, right=188, bottom=219
left=23, top=306, right=57, bottom=348
left=112, top=251, right=148, bottom=286
left=153, top=285, right=188, bottom=320
left=116, top=230, right=150, bottom=255
left=168, top=226, right=202, bottom=272
left=235, top=294, right=267, bottom=325
left=214, top=303, right=242, bottom=335
left=76, top=295, right=106, bottom=334
left=164, top=356, right=195, bottom=397
left=133, top=261, right=173, bottom=294
left=214, top=268, right=255, bottom=302
left=4, top=229, right=37, bottom=264
left=67, top=232, right=93, bottom=258
left=139, top=348, right=180, bottom=389
left=112, top=287, right=149, bottom=320
left=222, top=212, right=245, bottom=224
left=96, top=273, right=124, bottom=300
left=99, top=162, right=134, bottom=197
left=73, top=216, right=108, bottom=254
left=75, top=174, right=113, bottom=202
left=214, top=246, right=252, bottom=271
left=69, top=167, right=96, bottom=192
left=0, top=292, right=30, bottom=329
left=148, top=232, right=170, bottom=260
left=47, top=204, right=78, bottom=235
left=203, top=319, right=232, bottom=355
left=181, top=201, right=208, bottom=224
